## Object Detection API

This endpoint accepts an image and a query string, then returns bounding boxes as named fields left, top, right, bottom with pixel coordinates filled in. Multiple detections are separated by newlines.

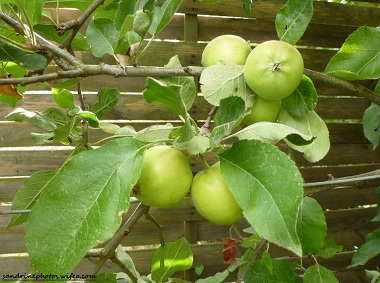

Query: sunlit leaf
left=325, top=26, right=380, bottom=80
left=278, top=110, right=330, bottom=163
left=151, top=237, right=193, bottom=282
left=149, top=0, right=183, bottom=36
left=6, top=170, right=56, bottom=230
left=275, top=0, right=313, bottom=45
left=200, top=61, right=254, bottom=108
left=220, top=140, right=304, bottom=256
left=25, top=137, right=147, bottom=275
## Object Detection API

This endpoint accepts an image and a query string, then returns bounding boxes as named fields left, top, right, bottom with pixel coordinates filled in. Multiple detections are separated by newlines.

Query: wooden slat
left=293, top=144, right=380, bottom=167
left=197, top=15, right=357, bottom=48
left=175, top=0, right=380, bottom=27
left=1, top=200, right=377, bottom=252
left=0, top=143, right=378, bottom=176
left=0, top=94, right=372, bottom=124
left=0, top=121, right=371, bottom=148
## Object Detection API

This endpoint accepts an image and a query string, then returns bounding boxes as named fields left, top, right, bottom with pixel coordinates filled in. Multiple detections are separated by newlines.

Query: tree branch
left=0, top=64, right=378, bottom=105
left=0, top=65, right=204, bottom=85
left=304, top=169, right=380, bottom=195
left=58, top=0, right=106, bottom=49
left=304, top=68, right=380, bottom=105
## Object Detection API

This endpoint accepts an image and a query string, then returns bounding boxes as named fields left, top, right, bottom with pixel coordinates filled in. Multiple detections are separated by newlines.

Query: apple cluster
left=133, top=36, right=305, bottom=226
left=133, top=145, right=243, bottom=225
left=202, top=34, right=304, bottom=125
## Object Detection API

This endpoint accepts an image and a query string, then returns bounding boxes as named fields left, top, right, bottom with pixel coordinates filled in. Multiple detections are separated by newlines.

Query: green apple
left=191, top=163, right=243, bottom=225
left=244, top=40, right=304, bottom=100
left=134, top=145, right=193, bottom=208
left=243, top=96, right=281, bottom=125
left=201, top=34, right=251, bottom=67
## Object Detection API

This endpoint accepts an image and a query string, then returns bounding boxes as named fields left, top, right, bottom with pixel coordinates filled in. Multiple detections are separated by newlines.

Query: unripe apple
left=191, top=163, right=243, bottom=225
left=134, top=145, right=193, bottom=208
left=244, top=40, right=304, bottom=100
left=243, top=96, right=281, bottom=125
left=201, top=35, right=251, bottom=67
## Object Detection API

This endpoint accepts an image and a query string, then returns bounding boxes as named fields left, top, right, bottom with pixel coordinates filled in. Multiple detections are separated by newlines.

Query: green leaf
left=304, top=264, right=339, bottom=283
left=78, top=110, right=100, bottom=127
left=91, top=88, right=120, bottom=119
left=161, top=56, right=197, bottom=111
left=195, top=269, right=230, bottom=283
left=115, top=0, right=136, bottom=30
left=210, top=96, right=245, bottom=147
left=363, top=103, right=380, bottom=150
left=325, top=26, right=380, bottom=80
left=149, top=0, right=183, bottom=36
left=297, top=197, right=327, bottom=254
left=244, top=257, right=302, bottom=282
left=282, top=75, right=318, bottom=119
left=133, top=9, right=153, bottom=37
left=349, top=228, right=380, bottom=268
left=34, top=24, right=88, bottom=51
left=229, top=121, right=314, bottom=145
left=134, top=123, right=176, bottom=142
left=44, top=0, right=93, bottom=11
left=241, top=0, right=252, bottom=17
left=0, top=43, right=47, bottom=70
left=24, top=137, right=147, bottom=275
left=94, top=273, right=117, bottom=283
left=51, top=88, right=75, bottom=109
left=86, top=18, right=119, bottom=57
left=365, top=270, right=380, bottom=283
left=143, top=77, right=187, bottom=116
left=278, top=110, right=330, bottom=163
left=219, top=140, right=304, bottom=256
left=200, top=61, right=254, bottom=108
left=6, top=170, right=56, bottom=230
left=173, top=135, right=210, bottom=155
left=151, top=237, right=193, bottom=282
left=16, top=0, right=46, bottom=26
left=6, top=107, right=66, bottom=131
left=372, top=187, right=380, bottom=222
left=115, top=245, right=140, bottom=279
left=318, top=239, right=343, bottom=259
left=275, top=0, right=313, bottom=45
left=261, top=251, right=273, bottom=274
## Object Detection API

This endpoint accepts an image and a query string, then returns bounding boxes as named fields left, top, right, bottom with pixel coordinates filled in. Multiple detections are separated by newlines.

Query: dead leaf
left=0, top=83, right=24, bottom=100
left=223, top=237, right=238, bottom=264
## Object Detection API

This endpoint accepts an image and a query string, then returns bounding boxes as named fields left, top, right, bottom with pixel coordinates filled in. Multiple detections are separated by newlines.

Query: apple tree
left=1, top=0, right=380, bottom=282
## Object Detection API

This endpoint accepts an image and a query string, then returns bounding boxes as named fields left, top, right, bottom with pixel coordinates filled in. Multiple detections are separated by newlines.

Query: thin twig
left=199, top=106, right=218, bottom=137
left=237, top=239, right=267, bottom=282
left=145, top=212, right=165, bottom=247
left=58, top=0, right=106, bottom=49
left=85, top=203, right=150, bottom=282
left=110, top=256, right=138, bottom=283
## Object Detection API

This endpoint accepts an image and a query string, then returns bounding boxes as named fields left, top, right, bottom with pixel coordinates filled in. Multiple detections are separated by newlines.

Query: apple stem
left=200, top=154, right=210, bottom=168
left=271, top=62, right=281, bottom=72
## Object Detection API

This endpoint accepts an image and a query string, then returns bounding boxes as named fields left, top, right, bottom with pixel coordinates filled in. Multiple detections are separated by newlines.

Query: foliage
left=0, top=0, right=379, bottom=282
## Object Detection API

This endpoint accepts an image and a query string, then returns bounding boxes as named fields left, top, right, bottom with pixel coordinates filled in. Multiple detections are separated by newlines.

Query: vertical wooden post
left=184, top=14, right=198, bottom=43
left=184, top=13, right=200, bottom=281
left=184, top=221, right=199, bottom=281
